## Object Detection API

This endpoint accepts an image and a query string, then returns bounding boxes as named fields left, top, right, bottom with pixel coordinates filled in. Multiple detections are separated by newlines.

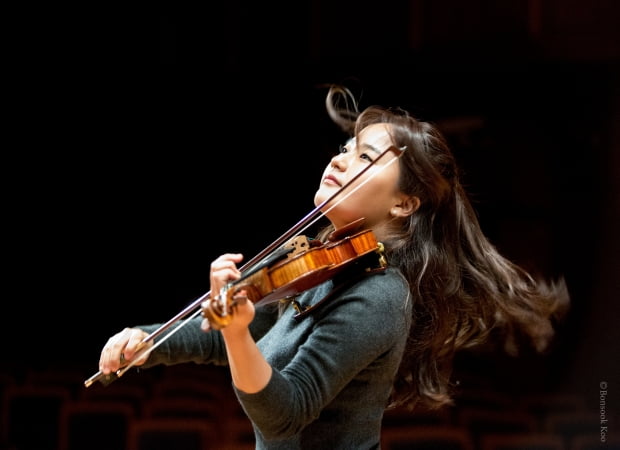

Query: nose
left=330, top=152, right=347, bottom=171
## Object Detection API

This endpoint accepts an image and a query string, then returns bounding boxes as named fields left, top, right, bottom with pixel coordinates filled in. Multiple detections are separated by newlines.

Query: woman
left=98, top=86, right=568, bottom=449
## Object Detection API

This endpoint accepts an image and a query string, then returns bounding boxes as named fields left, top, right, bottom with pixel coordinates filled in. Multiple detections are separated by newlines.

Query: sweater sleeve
left=137, top=301, right=281, bottom=368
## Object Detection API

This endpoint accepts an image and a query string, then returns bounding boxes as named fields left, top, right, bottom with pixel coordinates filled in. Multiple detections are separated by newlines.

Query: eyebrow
left=359, top=142, right=383, bottom=155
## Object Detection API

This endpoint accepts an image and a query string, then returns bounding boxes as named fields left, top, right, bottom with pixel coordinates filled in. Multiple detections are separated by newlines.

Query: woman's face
left=314, top=123, right=404, bottom=231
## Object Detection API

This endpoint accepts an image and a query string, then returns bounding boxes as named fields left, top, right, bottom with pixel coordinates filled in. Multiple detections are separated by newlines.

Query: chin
left=314, top=191, right=327, bottom=207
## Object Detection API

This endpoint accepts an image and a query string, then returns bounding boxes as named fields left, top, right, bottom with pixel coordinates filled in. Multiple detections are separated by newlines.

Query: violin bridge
left=285, top=235, right=312, bottom=257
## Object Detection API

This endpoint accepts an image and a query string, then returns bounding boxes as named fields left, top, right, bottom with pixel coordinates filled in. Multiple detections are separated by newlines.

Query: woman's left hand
left=202, top=253, right=255, bottom=332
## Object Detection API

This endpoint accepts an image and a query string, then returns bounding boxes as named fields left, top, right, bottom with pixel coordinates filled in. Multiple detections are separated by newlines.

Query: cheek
left=361, top=174, right=397, bottom=199
left=349, top=179, right=399, bottom=215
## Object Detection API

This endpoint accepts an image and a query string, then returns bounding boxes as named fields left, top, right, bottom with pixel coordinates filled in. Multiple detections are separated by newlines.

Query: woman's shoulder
left=334, top=267, right=412, bottom=341
left=335, top=266, right=411, bottom=317
left=348, top=266, right=409, bottom=296
left=295, top=266, right=410, bottom=317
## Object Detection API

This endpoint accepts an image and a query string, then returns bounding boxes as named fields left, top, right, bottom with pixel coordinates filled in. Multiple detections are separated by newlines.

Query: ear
left=391, top=195, right=420, bottom=218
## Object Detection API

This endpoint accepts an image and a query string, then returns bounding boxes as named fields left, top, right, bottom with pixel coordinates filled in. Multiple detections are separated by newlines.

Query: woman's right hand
left=99, top=327, right=152, bottom=375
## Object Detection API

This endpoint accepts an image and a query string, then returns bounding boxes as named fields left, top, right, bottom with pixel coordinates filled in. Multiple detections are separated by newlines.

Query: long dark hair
left=318, top=86, right=569, bottom=409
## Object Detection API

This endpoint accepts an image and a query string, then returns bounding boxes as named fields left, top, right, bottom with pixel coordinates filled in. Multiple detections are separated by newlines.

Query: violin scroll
left=201, top=289, right=249, bottom=331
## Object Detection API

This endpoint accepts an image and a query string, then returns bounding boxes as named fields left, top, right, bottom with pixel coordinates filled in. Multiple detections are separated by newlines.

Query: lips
left=324, top=174, right=341, bottom=186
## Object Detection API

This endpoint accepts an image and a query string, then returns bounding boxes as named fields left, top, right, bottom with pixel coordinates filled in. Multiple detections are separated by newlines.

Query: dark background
left=3, top=0, right=619, bottom=410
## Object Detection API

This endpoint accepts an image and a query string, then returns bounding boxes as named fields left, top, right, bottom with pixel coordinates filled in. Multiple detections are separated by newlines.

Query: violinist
left=98, top=85, right=569, bottom=449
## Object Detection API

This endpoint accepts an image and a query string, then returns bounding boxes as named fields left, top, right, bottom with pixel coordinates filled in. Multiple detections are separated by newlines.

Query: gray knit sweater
left=139, top=266, right=411, bottom=449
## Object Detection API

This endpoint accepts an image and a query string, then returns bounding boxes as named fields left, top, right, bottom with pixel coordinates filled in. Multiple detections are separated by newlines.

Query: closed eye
left=339, top=144, right=373, bottom=162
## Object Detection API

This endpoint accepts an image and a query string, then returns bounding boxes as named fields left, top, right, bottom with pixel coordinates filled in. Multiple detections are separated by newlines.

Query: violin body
left=201, top=228, right=385, bottom=329
left=249, top=228, right=381, bottom=304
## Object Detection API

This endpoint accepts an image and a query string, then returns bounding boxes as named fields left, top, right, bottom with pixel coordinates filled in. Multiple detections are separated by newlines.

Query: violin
left=84, top=144, right=405, bottom=387
left=202, top=219, right=387, bottom=330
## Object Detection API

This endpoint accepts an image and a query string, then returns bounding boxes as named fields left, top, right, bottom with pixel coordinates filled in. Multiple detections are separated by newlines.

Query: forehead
left=355, top=123, right=394, bottom=149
